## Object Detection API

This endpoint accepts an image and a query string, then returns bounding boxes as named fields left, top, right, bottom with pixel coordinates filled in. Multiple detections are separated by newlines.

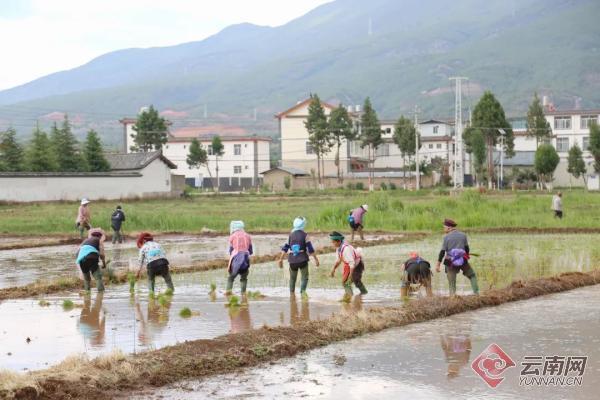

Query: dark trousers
left=80, top=255, right=104, bottom=291
left=343, top=261, right=368, bottom=295
left=147, top=259, right=174, bottom=292
left=554, top=210, right=563, bottom=219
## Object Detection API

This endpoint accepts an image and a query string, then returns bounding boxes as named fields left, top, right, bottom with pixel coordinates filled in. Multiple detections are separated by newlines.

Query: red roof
left=169, top=125, right=248, bottom=138
left=275, top=98, right=337, bottom=119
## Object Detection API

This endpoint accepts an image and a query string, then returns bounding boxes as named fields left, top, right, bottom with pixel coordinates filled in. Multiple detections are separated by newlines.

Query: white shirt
left=552, top=195, right=562, bottom=211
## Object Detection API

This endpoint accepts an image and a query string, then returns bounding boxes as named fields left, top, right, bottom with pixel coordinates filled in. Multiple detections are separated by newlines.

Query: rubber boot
left=163, top=271, right=175, bottom=291
left=299, top=266, right=309, bottom=293
left=289, top=267, right=298, bottom=293
left=93, top=269, right=105, bottom=291
left=355, top=281, right=368, bottom=295
left=240, top=272, right=248, bottom=293
left=469, top=274, right=480, bottom=295
left=447, top=271, right=457, bottom=296
left=401, top=286, right=409, bottom=298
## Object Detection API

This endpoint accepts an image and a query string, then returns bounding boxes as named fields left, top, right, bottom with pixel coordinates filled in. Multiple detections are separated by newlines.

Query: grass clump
left=179, top=307, right=192, bottom=318
left=251, top=345, right=270, bottom=358
left=62, top=299, right=74, bottom=310
left=210, top=282, right=217, bottom=293
left=247, top=291, right=266, bottom=300
left=157, top=294, right=170, bottom=307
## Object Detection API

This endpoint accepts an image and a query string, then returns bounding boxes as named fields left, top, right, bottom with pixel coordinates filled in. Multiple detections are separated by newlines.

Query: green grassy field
left=0, top=189, right=598, bottom=236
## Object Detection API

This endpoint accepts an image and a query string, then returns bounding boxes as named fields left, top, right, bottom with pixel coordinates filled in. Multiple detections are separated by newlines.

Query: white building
left=120, top=118, right=271, bottom=191
left=277, top=98, right=456, bottom=177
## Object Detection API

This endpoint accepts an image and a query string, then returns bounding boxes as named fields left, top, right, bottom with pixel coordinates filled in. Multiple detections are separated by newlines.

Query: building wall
left=0, top=159, right=177, bottom=202
left=263, top=173, right=434, bottom=191
left=163, top=139, right=270, bottom=186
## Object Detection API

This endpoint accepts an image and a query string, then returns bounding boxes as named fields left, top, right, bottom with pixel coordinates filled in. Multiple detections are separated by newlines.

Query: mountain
left=1, top=0, right=599, bottom=145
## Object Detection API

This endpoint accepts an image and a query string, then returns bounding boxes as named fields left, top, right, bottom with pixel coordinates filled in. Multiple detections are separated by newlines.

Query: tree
left=328, top=104, right=354, bottom=183
left=304, top=94, right=331, bottom=189
left=50, top=116, right=85, bottom=171
left=534, top=143, right=560, bottom=190
left=358, top=97, right=383, bottom=191
left=211, top=135, right=225, bottom=192
left=393, top=115, right=420, bottom=169
left=131, top=105, right=168, bottom=152
left=526, top=93, right=551, bottom=147
left=589, top=121, right=600, bottom=173
left=186, top=138, right=210, bottom=185
left=567, top=143, right=587, bottom=187
left=471, top=91, right=514, bottom=189
left=463, top=127, right=487, bottom=186
left=83, top=130, right=111, bottom=172
left=26, top=125, right=57, bottom=172
left=0, top=127, right=24, bottom=171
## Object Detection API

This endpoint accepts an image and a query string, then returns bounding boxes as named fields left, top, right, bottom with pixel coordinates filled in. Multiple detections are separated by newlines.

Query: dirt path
left=3, top=269, right=599, bottom=400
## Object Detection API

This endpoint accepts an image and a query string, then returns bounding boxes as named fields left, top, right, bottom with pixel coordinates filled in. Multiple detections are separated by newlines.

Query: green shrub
left=283, top=176, right=291, bottom=190
left=380, top=182, right=388, bottom=191
left=389, top=182, right=397, bottom=190
left=355, top=182, right=364, bottom=191
left=346, top=182, right=355, bottom=190
left=391, top=199, right=404, bottom=211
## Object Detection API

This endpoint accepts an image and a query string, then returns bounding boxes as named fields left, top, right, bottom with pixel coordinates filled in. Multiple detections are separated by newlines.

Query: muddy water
left=1, top=234, right=598, bottom=372
left=0, top=234, right=339, bottom=289
left=133, top=286, right=600, bottom=400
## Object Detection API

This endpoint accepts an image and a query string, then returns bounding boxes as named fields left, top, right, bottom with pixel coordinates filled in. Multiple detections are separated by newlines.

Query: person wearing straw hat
left=226, top=221, right=253, bottom=295
left=348, top=204, right=368, bottom=241
left=435, top=219, right=479, bottom=296
left=75, top=228, right=107, bottom=292
left=278, top=217, right=320, bottom=295
left=400, top=251, right=433, bottom=298
left=329, top=231, right=368, bottom=297
left=76, top=198, right=92, bottom=238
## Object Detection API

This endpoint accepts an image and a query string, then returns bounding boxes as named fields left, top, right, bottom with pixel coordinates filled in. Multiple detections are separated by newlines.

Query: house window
left=556, top=137, right=569, bottom=152
left=554, top=117, right=571, bottom=130
left=306, top=142, right=314, bottom=155
left=433, top=126, right=439, bottom=134
left=436, top=143, right=442, bottom=149
left=583, top=137, right=590, bottom=151
left=207, top=145, right=214, bottom=155
left=183, top=145, right=186, bottom=149
left=165, top=145, right=169, bottom=149
left=234, top=144, right=242, bottom=155
left=234, top=166, right=242, bottom=174
left=376, top=143, right=389, bottom=157
left=245, top=165, right=249, bottom=170
left=581, top=115, right=598, bottom=129
left=428, top=143, right=433, bottom=149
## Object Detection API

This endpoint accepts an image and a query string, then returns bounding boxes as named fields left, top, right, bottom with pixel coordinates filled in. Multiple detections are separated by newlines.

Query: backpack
left=347, top=212, right=355, bottom=225
left=448, top=249, right=467, bottom=267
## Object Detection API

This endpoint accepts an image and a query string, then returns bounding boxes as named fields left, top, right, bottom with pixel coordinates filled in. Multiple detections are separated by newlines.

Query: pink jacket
left=229, top=230, right=253, bottom=256
left=76, top=205, right=91, bottom=224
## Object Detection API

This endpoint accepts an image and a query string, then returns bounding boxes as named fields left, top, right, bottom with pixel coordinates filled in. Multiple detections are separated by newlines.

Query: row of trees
left=0, top=116, right=110, bottom=173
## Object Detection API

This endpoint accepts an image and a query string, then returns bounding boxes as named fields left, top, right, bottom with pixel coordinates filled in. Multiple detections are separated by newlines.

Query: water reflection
left=440, top=334, right=472, bottom=378
left=77, top=292, right=106, bottom=347
left=290, top=294, right=310, bottom=325
left=229, top=305, right=252, bottom=333
left=134, top=297, right=172, bottom=346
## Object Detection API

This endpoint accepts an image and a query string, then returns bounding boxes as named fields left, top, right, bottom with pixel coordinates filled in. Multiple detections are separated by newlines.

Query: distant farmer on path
left=75, top=228, right=106, bottom=292
left=278, top=217, right=320, bottom=295
left=76, top=198, right=91, bottom=238
left=226, top=221, right=253, bottom=296
left=401, top=252, right=433, bottom=298
left=435, top=219, right=479, bottom=296
left=348, top=204, right=368, bottom=241
left=330, top=231, right=368, bottom=298
left=552, top=192, right=563, bottom=219
left=110, top=205, right=126, bottom=244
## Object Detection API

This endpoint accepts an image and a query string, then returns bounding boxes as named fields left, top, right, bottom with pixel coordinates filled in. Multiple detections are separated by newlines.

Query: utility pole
left=414, top=105, right=420, bottom=191
left=498, top=129, right=506, bottom=190
left=449, top=77, right=468, bottom=190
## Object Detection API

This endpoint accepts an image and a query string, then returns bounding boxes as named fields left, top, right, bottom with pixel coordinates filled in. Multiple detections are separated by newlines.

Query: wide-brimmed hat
left=362, top=204, right=369, bottom=211
left=81, top=198, right=90, bottom=205
left=443, top=218, right=457, bottom=228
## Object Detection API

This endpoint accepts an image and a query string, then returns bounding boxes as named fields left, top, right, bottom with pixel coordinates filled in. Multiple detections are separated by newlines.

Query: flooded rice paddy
left=0, top=233, right=599, bottom=373
left=131, top=285, right=600, bottom=400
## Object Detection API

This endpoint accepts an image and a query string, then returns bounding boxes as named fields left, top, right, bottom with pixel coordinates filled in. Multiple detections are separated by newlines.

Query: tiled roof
left=105, top=151, right=176, bottom=170
left=261, top=166, right=309, bottom=176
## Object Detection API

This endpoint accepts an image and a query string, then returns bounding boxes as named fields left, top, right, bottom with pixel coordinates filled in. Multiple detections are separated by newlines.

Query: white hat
left=81, top=198, right=90, bottom=205
left=362, top=204, right=369, bottom=211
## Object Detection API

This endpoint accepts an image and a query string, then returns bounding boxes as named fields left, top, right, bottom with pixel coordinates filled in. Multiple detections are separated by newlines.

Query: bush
left=389, top=182, right=397, bottom=190
left=355, top=182, right=364, bottom=191
left=380, top=182, right=388, bottom=191
left=283, top=176, right=291, bottom=190
left=391, top=199, right=404, bottom=211
left=346, top=182, right=355, bottom=190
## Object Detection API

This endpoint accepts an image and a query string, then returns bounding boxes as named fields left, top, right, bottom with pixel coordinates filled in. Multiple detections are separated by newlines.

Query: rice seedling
left=62, top=299, right=74, bottom=310
left=127, top=273, right=136, bottom=294
left=157, top=294, right=170, bottom=307
left=38, top=299, right=50, bottom=307
left=225, top=295, right=241, bottom=308
left=179, top=307, right=192, bottom=318
left=246, top=290, right=266, bottom=299
left=164, top=288, right=174, bottom=297
left=210, top=282, right=217, bottom=293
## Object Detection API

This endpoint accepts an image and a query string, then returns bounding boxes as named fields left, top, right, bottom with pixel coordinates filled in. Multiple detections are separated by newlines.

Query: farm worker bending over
left=110, top=205, right=126, bottom=244
left=330, top=231, right=368, bottom=297
left=76, top=198, right=92, bottom=238
left=136, top=232, right=174, bottom=293
left=226, top=221, right=253, bottom=295
left=401, top=252, right=433, bottom=298
left=75, top=228, right=106, bottom=292
left=278, top=217, right=320, bottom=295
left=435, top=219, right=479, bottom=296
left=348, top=204, right=368, bottom=241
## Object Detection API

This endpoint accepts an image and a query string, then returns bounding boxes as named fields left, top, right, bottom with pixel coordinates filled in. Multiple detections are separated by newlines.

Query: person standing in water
left=226, top=221, right=253, bottom=296
left=136, top=232, right=174, bottom=293
left=110, top=205, right=126, bottom=244
left=400, top=252, right=433, bottom=298
left=75, top=228, right=106, bottom=292
left=435, top=219, right=479, bottom=296
left=348, top=204, right=368, bottom=241
left=76, top=198, right=92, bottom=238
left=330, top=231, right=368, bottom=297
left=552, top=192, right=563, bottom=219
left=278, top=217, right=320, bottom=296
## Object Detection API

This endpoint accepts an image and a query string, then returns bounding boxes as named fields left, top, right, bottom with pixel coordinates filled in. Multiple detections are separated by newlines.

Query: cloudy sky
left=0, top=0, right=331, bottom=91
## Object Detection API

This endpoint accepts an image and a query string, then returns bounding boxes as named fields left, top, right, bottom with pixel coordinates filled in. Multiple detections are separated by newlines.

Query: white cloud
left=0, top=0, right=331, bottom=90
